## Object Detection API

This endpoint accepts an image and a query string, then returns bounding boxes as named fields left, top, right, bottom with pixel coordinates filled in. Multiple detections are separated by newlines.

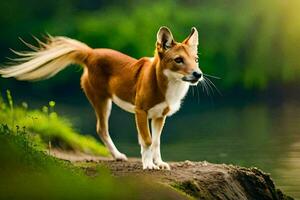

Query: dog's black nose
left=192, top=71, right=202, bottom=79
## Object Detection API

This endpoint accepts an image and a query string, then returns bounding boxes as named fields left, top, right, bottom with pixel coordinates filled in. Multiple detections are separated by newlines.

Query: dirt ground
left=51, top=150, right=293, bottom=200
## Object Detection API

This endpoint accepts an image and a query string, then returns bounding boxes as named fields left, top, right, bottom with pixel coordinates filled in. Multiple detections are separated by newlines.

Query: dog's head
left=156, top=26, right=202, bottom=85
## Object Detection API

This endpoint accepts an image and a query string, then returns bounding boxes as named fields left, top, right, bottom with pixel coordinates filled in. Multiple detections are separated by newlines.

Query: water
left=20, top=95, right=300, bottom=199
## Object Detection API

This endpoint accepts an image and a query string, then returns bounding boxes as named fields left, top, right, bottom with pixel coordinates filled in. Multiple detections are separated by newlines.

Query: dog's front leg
left=135, top=108, right=159, bottom=170
left=151, top=117, right=170, bottom=170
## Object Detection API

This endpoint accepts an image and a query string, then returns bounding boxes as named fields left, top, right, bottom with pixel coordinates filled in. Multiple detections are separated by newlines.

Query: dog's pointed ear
left=156, top=26, right=175, bottom=52
left=183, top=27, right=198, bottom=53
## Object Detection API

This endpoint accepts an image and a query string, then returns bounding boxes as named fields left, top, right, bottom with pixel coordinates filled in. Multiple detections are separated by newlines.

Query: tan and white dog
left=0, top=26, right=203, bottom=170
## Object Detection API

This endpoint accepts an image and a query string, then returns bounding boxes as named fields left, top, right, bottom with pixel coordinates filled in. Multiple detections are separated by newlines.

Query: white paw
left=143, top=161, right=159, bottom=170
left=155, top=160, right=171, bottom=170
left=113, top=152, right=128, bottom=161
left=141, top=146, right=159, bottom=170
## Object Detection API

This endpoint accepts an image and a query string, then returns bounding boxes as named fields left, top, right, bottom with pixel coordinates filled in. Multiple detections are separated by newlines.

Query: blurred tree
left=0, top=0, right=300, bottom=97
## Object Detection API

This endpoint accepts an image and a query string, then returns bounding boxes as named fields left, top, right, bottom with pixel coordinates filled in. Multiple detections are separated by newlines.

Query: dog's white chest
left=148, top=79, right=189, bottom=118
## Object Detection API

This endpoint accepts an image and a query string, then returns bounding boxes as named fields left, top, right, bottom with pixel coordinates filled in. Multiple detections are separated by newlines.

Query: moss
left=172, top=181, right=214, bottom=200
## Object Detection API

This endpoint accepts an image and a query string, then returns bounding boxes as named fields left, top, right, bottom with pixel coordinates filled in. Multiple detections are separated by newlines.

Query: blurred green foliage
left=0, top=0, right=300, bottom=93
left=0, top=89, right=109, bottom=156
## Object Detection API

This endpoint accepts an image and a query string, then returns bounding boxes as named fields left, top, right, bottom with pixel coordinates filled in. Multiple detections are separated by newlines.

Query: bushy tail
left=0, top=36, right=92, bottom=81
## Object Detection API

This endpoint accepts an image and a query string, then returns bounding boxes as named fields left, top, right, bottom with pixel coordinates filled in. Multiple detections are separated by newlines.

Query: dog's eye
left=174, top=57, right=184, bottom=64
left=195, top=58, right=199, bottom=63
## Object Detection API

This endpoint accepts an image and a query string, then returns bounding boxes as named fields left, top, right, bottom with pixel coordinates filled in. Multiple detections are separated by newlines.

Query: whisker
left=203, top=73, right=221, bottom=80
left=196, top=84, right=200, bottom=103
left=199, top=80, right=205, bottom=93
left=204, top=77, right=222, bottom=96
left=203, top=78, right=216, bottom=105
left=205, top=80, right=213, bottom=97
left=202, top=79, right=210, bottom=97
left=204, top=77, right=215, bottom=96
left=191, top=85, right=195, bottom=97
left=201, top=81, right=208, bottom=97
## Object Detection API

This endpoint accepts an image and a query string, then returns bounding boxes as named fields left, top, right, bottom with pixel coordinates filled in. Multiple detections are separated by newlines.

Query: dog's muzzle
left=182, top=71, right=202, bottom=84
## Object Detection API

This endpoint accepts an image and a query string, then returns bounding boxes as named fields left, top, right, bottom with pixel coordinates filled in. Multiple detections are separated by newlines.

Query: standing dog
left=0, top=26, right=203, bottom=170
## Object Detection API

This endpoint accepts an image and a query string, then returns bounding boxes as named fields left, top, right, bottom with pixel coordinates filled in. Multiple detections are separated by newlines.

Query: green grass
left=0, top=117, right=186, bottom=200
left=0, top=89, right=109, bottom=156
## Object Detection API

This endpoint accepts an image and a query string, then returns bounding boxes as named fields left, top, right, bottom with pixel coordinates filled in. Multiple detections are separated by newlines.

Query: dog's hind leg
left=82, top=75, right=127, bottom=161
left=94, top=98, right=127, bottom=161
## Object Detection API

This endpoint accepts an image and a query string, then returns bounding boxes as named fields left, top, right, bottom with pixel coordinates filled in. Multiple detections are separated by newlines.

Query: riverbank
left=52, top=150, right=294, bottom=200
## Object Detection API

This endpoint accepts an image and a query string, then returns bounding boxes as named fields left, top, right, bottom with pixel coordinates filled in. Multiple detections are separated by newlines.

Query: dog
left=0, top=26, right=203, bottom=170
